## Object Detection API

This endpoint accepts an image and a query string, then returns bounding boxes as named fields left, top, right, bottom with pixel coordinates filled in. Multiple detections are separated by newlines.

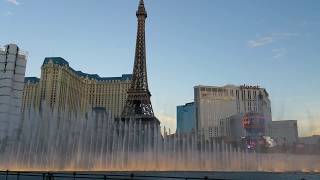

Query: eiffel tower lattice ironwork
left=121, top=0, right=158, bottom=123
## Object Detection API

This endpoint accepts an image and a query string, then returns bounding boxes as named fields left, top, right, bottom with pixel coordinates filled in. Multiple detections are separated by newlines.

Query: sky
left=1, top=0, right=320, bottom=136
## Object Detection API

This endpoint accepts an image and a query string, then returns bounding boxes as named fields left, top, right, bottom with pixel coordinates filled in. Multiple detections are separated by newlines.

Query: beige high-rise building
left=194, top=84, right=272, bottom=139
left=266, top=120, right=298, bottom=144
left=22, top=77, right=40, bottom=111
left=22, top=57, right=132, bottom=117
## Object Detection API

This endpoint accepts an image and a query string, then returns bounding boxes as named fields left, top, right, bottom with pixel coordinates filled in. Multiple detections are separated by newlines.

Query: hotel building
left=22, top=57, right=132, bottom=117
left=266, top=120, right=298, bottom=144
left=194, top=85, right=272, bottom=139
left=176, top=102, right=196, bottom=133
left=22, top=77, right=40, bottom=112
left=0, top=44, right=27, bottom=140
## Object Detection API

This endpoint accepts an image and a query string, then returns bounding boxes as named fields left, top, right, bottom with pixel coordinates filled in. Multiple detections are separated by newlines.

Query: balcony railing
left=0, top=171, right=224, bottom=180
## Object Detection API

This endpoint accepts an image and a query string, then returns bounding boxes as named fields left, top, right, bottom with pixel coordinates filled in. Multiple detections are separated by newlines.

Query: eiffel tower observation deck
left=121, top=0, right=159, bottom=124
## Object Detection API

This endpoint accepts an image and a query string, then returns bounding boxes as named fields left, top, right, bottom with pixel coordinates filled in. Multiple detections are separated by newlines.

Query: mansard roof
left=24, top=77, right=40, bottom=84
left=42, top=57, right=132, bottom=81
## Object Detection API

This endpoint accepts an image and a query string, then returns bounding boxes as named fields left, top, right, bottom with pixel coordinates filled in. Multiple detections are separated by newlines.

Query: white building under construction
left=0, top=44, right=27, bottom=141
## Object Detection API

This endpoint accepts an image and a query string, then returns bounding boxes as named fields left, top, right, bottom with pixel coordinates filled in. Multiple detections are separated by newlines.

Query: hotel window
left=242, top=90, right=245, bottom=100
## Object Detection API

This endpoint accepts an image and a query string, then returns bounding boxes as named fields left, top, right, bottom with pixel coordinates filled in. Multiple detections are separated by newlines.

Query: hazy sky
left=1, top=0, right=319, bottom=136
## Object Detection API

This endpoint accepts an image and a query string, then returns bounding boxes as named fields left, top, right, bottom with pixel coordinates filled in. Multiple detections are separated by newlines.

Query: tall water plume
left=0, top=106, right=319, bottom=172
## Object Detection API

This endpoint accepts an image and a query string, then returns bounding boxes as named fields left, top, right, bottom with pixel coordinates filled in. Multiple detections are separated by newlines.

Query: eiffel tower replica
left=120, top=0, right=159, bottom=125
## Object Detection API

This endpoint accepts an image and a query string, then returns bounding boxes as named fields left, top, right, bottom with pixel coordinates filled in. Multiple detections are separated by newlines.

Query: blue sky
left=1, top=0, right=319, bottom=136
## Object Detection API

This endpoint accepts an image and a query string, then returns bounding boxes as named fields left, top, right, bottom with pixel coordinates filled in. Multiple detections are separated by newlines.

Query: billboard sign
left=242, top=112, right=265, bottom=135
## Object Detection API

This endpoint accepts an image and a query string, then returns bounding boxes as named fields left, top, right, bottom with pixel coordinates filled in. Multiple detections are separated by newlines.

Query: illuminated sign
left=242, top=112, right=265, bottom=134
left=240, top=84, right=260, bottom=90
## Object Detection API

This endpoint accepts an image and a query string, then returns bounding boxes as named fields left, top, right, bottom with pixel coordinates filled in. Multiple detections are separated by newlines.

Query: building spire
left=121, top=0, right=157, bottom=121
left=136, top=0, right=147, bottom=18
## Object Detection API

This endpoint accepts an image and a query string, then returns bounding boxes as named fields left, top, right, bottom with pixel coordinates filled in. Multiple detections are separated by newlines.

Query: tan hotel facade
left=22, top=57, right=132, bottom=117
left=194, top=85, right=272, bottom=139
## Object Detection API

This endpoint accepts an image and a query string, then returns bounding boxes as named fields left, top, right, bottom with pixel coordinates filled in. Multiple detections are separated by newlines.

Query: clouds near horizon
left=155, top=112, right=176, bottom=134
